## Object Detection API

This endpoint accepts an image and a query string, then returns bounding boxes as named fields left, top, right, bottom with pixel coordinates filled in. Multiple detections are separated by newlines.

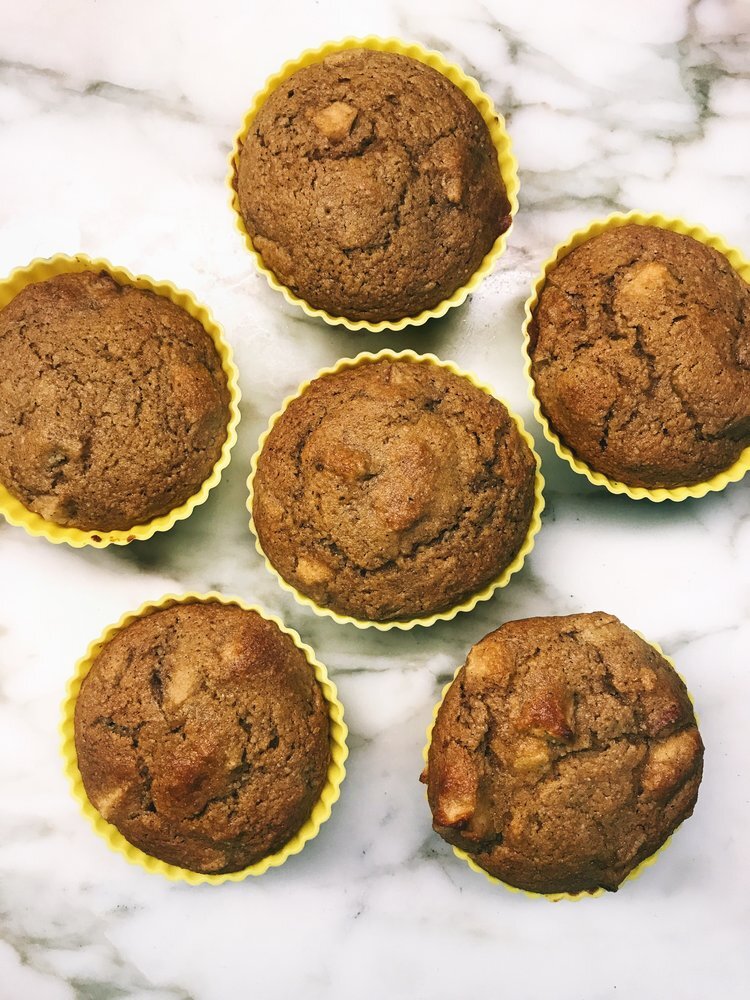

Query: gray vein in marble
left=397, top=0, right=750, bottom=233
left=0, top=58, right=213, bottom=127
left=0, top=880, right=195, bottom=1000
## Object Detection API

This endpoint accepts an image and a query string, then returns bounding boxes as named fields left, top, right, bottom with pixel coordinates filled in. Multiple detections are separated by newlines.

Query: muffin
left=234, top=47, right=511, bottom=322
left=252, top=357, right=538, bottom=623
left=74, top=602, right=331, bottom=875
left=422, top=612, right=703, bottom=895
left=0, top=270, right=231, bottom=531
left=528, top=223, right=750, bottom=488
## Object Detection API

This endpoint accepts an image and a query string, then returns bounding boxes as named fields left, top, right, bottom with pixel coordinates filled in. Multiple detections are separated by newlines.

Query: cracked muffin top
left=252, top=358, right=537, bottom=623
left=74, top=603, right=331, bottom=874
left=0, top=270, right=231, bottom=532
left=422, top=612, right=703, bottom=895
left=528, top=224, right=750, bottom=488
left=235, top=48, right=511, bottom=322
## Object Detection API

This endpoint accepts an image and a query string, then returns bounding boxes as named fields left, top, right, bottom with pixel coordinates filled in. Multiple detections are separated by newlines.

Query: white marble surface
left=0, top=0, right=749, bottom=997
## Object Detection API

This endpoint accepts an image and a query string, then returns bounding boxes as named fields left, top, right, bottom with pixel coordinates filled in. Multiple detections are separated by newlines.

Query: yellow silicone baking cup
left=522, top=211, right=750, bottom=501
left=248, top=349, right=545, bottom=630
left=0, top=254, right=241, bottom=547
left=61, top=592, right=348, bottom=885
left=422, top=630, right=700, bottom=901
left=228, top=36, right=519, bottom=332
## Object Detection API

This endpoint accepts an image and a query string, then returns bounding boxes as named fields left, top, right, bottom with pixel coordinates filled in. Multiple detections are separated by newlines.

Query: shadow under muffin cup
left=60, top=593, right=348, bottom=884
left=247, top=349, right=545, bottom=631
left=421, top=613, right=704, bottom=900
left=228, top=36, right=519, bottom=332
left=522, top=211, right=750, bottom=501
left=0, top=254, right=241, bottom=547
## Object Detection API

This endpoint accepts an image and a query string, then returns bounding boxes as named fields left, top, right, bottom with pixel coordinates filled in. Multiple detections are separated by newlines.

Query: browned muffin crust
left=236, top=49, right=510, bottom=322
left=422, top=612, right=703, bottom=894
left=0, top=271, right=231, bottom=531
left=529, top=224, right=750, bottom=488
left=252, top=359, right=537, bottom=622
left=74, top=603, right=330, bottom=874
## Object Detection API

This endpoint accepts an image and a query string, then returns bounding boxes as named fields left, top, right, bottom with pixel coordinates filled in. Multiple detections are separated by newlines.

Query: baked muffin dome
left=0, top=270, right=231, bottom=531
left=252, top=359, right=537, bottom=622
left=235, top=48, right=511, bottom=322
left=74, top=603, right=331, bottom=874
left=422, top=612, right=703, bottom=894
left=529, top=224, right=750, bottom=488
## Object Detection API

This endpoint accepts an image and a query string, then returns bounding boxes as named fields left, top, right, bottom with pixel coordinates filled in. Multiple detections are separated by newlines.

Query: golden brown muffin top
left=529, top=224, right=750, bottom=488
left=252, top=359, right=537, bottom=622
left=422, top=612, right=703, bottom=894
left=0, top=271, right=230, bottom=531
left=74, top=604, right=330, bottom=874
left=236, top=49, right=510, bottom=322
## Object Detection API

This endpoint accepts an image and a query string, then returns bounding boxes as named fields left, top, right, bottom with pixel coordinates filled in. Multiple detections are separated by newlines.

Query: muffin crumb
left=252, top=359, right=537, bottom=622
left=423, top=612, right=703, bottom=894
left=74, top=603, right=331, bottom=874
left=0, top=270, right=231, bottom=530
left=236, top=49, right=511, bottom=321
left=529, top=224, right=750, bottom=488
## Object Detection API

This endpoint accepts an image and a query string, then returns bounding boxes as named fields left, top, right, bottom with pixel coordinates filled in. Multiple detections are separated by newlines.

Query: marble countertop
left=1, top=1, right=748, bottom=998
